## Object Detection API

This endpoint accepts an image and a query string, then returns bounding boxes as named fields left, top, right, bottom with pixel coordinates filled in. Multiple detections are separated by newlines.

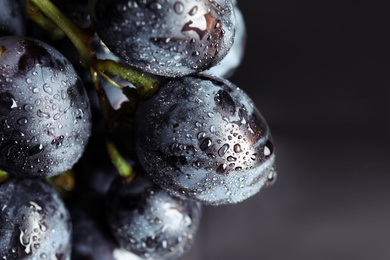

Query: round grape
left=89, top=0, right=236, bottom=77
left=135, top=74, right=276, bottom=205
left=0, top=176, right=72, bottom=260
left=105, top=175, right=202, bottom=260
left=0, top=36, right=92, bottom=177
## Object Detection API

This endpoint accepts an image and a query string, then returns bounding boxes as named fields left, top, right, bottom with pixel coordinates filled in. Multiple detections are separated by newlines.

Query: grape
left=89, top=0, right=236, bottom=77
left=0, top=176, right=72, bottom=260
left=135, top=74, right=276, bottom=205
left=105, top=174, right=202, bottom=260
left=0, top=36, right=92, bottom=177
left=205, top=3, right=246, bottom=78
left=0, top=0, right=26, bottom=37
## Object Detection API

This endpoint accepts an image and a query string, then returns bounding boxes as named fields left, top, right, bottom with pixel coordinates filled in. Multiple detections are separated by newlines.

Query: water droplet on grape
left=173, top=1, right=184, bottom=14
left=218, top=144, right=229, bottom=157
left=42, top=83, right=52, bottom=94
left=199, top=138, right=212, bottom=151
left=234, top=144, right=242, bottom=153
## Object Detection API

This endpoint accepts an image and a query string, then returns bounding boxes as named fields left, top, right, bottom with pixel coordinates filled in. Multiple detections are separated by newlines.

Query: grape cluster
left=0, top=0, right=276, bottom=259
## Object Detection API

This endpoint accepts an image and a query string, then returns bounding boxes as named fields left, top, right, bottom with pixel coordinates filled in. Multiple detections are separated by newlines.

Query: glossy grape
left=106, top=175, right=202, bottom=260
left=205, top=3, right=246, bottom=78
left=0, top=36, right=92, bottom=177
left=135, top=74, right=276, bottom=205
left=0, top=176, right=72, bottom=260
left=89, top=0, right=236, bottom=77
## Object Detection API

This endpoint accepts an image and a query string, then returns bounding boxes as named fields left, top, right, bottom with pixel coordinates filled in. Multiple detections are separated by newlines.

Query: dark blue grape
left=0, top=176, right=72, bottom=259
left=205, top=3, right=246, bottom=78
left=89, top=0, right=236, bottom=77
left=105, top=175, right=202, bottom=260
left=0, top=0, right=26, bottom=37
left=0, top=36, right=92, bottom=177
left=135, top=74, right=276, bottom=205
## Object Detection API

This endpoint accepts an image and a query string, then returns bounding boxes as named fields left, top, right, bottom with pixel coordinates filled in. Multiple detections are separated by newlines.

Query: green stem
left=0, top=170, right=9, bottom=182
left=28, top=0, right=160, bottom=99
left=106, top=139, right=134, bottom=181
left=26, top=0, right=65, bottom=40
left=95, top=59, right=160, bottom=98
left=48, top=170, right=75, bottom=197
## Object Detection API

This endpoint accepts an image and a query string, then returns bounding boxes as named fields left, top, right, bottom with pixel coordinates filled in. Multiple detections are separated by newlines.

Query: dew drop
left=37, top=109, right=50, bottom=119
left=27, top=144, right=44, bottom=157
left=218, top=144, right=229, bottom=157
left=216, top=164, right=227, bottom=174
left=188, top=6, right=198, bottom=16
left=173, top=1, right=184, bottom=14
left=42, top=83, right=52, bottom=94
left=199, top=138, right=212, bottom=151
left=17, top=117, right=28, bottom=125
left=53, top=113, right=61, bottom=120
left=197, top=131, right=206, bottom=140
left=234, top=144, right=242, bottom=153
left=227, top=156, right=237, bottom=162
left=24, top=104, right=33, bottom=111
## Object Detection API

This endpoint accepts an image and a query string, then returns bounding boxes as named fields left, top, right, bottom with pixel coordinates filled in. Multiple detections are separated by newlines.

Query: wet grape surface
left=135, top=74, right=276, bottom=205
left=0, top=36, right=92, bottom=177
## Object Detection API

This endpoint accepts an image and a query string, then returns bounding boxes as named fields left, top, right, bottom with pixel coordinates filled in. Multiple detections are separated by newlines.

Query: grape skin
left=0, top=36, right=92, bottom=177
left=135, top=74, right=276, bottom=205
left=105, top=175, right=202, bottom=260
left=0, top=176, right=72, bottom=260
left=89, top=0, right=236, bottom=77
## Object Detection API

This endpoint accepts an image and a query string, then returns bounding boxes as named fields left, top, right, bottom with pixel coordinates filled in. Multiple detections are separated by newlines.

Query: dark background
left=183, top=0, right=390, bottom=259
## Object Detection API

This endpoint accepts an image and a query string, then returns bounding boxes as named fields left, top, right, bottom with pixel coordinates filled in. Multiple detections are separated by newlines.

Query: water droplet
left=216, top=164, right=227, bottom=174
left=215, top=90, right=236, bottom=115
left=234, top=144, right=242, bottom=153
left=192, top=161, right=201, bottom=168
left=61, top=90, right=67, bottom=100
left=173, top=1, right=184, bottom=14
left=24, top=104, right=33, bottom=111
left=42, top=83, right=52, bottom=94
left=27, top=144, right=44, bottom=157
left=197, top=131, right=206, bottom=140
left=227, top=156, right=237, bottom=162
left=53, top=113, right=61, bottom=120
left=37, top=109, right=50, bottom=119
left=199, top=138, right=212, bottom=151
left=218, top=144, right=229, bottom=157
left=17, top=117, right=28, bottom=125
left=188, top=6, right=198, bottom=16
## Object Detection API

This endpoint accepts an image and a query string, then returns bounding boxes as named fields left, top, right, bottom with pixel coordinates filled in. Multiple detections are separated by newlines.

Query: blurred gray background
left=182, top=0, right=390, bottom=259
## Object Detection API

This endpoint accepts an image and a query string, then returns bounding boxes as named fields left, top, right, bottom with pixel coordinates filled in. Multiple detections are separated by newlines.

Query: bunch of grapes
left=0, top=0, right=277, bottom=259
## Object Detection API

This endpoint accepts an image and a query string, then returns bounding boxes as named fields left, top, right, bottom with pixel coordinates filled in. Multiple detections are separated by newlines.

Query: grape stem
left=48, top=170, right=75, bottom=197
left=27, top=0, right=160, bottom=98
left=0, top=170, right=8, bottom=182
left=106, top=139, right=135, bottom=181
